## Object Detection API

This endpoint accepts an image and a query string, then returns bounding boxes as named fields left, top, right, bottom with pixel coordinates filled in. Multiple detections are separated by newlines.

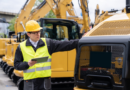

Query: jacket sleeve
left=14, top=45, right=29, bottom=70
left=46, top=39, right=79, bottom=55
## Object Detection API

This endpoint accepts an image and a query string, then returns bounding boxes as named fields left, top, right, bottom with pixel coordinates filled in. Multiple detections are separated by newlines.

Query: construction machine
left=0, top=0, right=90, bottom=58
left=94, top=4, right=120, bottom=27
left=74, top=0, right=130, bottom=90
left=0, top=18, right=17, bottom=68
left=0, top=19, right=14, bottom=57
left=15, top=0, right=90, bottom=35
left=0, top=0, right=90, bottom=90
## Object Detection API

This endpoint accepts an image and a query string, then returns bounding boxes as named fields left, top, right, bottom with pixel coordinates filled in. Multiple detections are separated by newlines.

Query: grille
left=111, top=46, right=124, bottom=70
left=89, top=20, right=130, bottom=36
left=111, top=46, right=124, bottom=61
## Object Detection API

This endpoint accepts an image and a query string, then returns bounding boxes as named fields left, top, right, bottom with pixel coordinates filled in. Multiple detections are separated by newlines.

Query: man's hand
left=28, top=60, right=37, bottom=66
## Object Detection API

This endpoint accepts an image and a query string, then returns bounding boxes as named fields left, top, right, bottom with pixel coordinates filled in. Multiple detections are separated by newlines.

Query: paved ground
left=0, top=58, right=73, bottom=90
left=0, top=59, right=18, bottom=90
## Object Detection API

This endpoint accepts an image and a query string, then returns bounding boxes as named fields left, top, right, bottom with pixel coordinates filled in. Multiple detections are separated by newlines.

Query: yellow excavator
left=15, top=0, right=90, bottom=35
left=94, top=4, right=121, bottom=27
left=0, top=0, right=90, bottom=90
left=0, top=0, right=90, bottom=59
left=74, top=0, right=130, bottom=90
left=0, top=19, right=17, bottom=58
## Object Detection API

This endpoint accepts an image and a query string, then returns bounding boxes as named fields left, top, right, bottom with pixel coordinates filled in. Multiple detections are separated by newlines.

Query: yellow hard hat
left=25, top=20, right=43, bottom=32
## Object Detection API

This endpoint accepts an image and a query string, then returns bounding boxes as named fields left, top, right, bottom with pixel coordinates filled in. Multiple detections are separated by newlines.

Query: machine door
left=39, top=18, right=80, bottom=76
left=77, top=44, right=125, bottom=89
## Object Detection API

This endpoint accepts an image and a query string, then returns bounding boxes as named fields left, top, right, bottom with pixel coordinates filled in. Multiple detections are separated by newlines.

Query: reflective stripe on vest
left=24, top=66, right=51, bottom=73
left=20, top=38, right=51, bottom=80
left=24, top=61, right=51, bottom=73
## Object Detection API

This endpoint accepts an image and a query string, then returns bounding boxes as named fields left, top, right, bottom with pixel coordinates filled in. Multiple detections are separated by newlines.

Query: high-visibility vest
left=20, top=38, right=51, bottom=80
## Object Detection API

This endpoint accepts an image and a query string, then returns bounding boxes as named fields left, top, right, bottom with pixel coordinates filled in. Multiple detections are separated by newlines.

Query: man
left=14, top=20, right=79, bottom=90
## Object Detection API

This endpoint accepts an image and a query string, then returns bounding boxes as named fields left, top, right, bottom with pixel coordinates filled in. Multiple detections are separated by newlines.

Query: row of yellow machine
left=0, top=0, right=91, bottom=90
left=0, top=0, right=129, bottom=90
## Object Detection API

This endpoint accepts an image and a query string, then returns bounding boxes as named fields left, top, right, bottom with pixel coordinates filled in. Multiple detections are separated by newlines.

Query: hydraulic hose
left=53, top=0, right=57, bottom=3
left=36, top=0, right=47, bottom=9
left=71, top=2, right=74, bottom=6
left=78, top=0, right=81, bottom=9
left=21, top=0, right=29, bottom=10
left=82, top=0, right=89, bottom=16
left=53, top=0, right=60, bottom=4
left=17, top=0, right=29, bottom=16
left=53, top=0, right=60, bottom=8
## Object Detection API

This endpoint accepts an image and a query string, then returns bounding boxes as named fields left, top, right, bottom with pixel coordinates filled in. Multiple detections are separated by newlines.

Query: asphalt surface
left=0, top=58, right=73, bottom=90
left=0, top=59, right=18, bottom=90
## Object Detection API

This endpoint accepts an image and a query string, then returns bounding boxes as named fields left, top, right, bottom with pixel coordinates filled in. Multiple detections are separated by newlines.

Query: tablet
left=31, top=56, right=48, bottom=63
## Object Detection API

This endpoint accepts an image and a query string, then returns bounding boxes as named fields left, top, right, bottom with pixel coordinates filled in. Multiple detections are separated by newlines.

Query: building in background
left=0, top=18, right=9, bottom=38
left=0, top=11, right=18, bottom=38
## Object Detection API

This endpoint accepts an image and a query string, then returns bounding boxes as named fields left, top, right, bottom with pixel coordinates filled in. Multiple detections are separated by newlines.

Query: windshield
left=40, top=22, right=79, bottom=40
left=78, top=44, right=124, bottom=85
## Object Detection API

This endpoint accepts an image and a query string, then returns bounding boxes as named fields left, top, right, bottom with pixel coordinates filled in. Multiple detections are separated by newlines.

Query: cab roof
left=79, top=35, right=130, bottom=44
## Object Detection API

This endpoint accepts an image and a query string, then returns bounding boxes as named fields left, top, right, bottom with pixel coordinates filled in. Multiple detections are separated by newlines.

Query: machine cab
left=38, top=18, right=81, bottom=40
left=74, top=35, right=130, bottom=90
left=17, top=18, right=81, bottom=42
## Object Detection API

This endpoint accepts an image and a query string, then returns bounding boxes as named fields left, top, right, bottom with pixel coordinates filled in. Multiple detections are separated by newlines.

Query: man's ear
left=27, top=33, right=30, bottom=37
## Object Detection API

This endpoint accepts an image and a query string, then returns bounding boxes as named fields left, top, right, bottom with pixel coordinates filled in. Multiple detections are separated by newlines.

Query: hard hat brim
left=27, top=27, right=43, bottom=32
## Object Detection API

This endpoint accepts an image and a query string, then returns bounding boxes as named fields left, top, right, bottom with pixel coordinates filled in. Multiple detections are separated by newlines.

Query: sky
left=0, top=0, right=126, bottom=23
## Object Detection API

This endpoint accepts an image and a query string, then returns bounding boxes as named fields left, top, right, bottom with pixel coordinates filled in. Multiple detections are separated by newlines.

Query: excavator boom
left=14, top=0, right=37, bottom=34
left=15, top=0, right=90, bottom=35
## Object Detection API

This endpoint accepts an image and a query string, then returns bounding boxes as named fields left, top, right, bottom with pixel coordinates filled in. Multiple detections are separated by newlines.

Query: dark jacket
left=14, top=38, right=79, bottom=70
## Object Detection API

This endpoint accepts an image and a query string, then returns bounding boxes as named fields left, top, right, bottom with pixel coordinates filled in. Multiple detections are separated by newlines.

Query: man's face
left=27, top=31, right=41, bottom=42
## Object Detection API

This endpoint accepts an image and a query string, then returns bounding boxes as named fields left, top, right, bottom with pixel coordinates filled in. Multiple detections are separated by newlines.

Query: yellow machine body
left=12, top=0, right=89, bottom=79
left=86, top=13, right=130, bottom=37
left=1, top=38, right=16, bottom=62
left=13, top=70, right=23, bottom=77
left=74, top=0, right=130, bottom=88
left=7, top=42, right=20, bottom=67
left=0, top=38, right=16, bottom=57
left=4, top=44, right=13, bottom=63
left=74, top=87, right=90, bottom=90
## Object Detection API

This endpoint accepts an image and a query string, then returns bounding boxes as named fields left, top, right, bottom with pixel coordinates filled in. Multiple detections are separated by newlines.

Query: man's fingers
left=32, top=61, right=37, bottom=64
left=28, top=60, right=37, bottom=66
